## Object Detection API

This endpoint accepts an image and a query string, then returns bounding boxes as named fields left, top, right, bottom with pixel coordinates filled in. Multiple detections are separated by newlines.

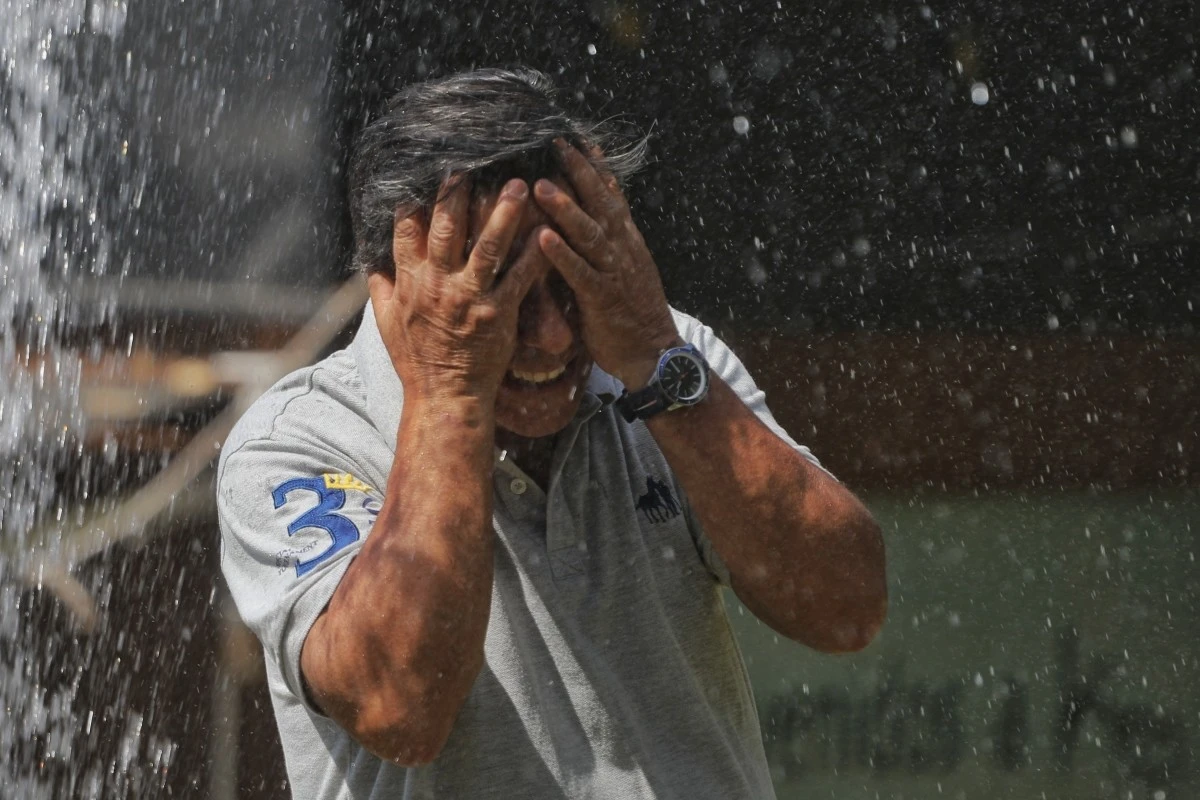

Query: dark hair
left=348, top=68, right=649, bottom=275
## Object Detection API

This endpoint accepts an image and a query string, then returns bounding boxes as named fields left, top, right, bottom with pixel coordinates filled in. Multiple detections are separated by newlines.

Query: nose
left=516, top=278, right=574, bottom=359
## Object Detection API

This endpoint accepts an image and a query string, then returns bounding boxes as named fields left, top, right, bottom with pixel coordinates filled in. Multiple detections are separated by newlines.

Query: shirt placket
left=493, top=452, right=545, bottom=516
left=490, top=393, right=609, bottom=583
left=544, top=395, right=608, bottom=583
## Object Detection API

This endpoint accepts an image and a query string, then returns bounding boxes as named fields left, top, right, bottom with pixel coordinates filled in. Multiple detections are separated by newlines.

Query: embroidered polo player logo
left=636, top=476, right=680, bottom=524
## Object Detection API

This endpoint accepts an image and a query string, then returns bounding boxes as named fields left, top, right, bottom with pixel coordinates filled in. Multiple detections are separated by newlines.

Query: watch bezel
left=657, top=345, right=709, bottom=407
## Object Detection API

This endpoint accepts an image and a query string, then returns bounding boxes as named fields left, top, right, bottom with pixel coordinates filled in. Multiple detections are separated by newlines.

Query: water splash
left=0, top=0, right=126, bottom=534
left=1, top=1, right=126, bottom=796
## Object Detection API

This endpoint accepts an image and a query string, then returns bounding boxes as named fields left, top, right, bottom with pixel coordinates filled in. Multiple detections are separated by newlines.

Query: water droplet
left=732, top=116, right=750, bottom=135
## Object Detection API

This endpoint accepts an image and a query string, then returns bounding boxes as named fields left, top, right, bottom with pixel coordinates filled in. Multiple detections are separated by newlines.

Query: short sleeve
left=217, top=438, right=384, bottom=713
left=671, top=309, right=829, bottom=584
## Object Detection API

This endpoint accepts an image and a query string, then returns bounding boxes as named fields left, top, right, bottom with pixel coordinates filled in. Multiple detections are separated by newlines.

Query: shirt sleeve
left=217, top=436, right=384, bottom=714
left=671, top=309, right=829, bottom=585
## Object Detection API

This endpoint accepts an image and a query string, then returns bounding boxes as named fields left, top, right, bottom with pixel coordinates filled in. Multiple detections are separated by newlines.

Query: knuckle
left=428, top=220, right=457, bottom=251
left=545, top=193, right=569, bottom=216
left=394, top=216, right=421, bottom=240
left=472, top=235, right=504, bottom=265
left=583, top=224, right=607, bottom=252
left=470, top=302, right=499, bottom=326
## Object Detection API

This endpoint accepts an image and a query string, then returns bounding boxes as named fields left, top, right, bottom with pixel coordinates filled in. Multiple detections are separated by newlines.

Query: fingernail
left=503, top=179, right=527, bottom=199
left=535, top=179, right=557, bottom=197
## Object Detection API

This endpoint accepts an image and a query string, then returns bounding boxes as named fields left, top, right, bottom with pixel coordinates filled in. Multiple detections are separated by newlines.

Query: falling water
left=1, top=1, right=126, bottom=796
left=2, top=0, right=344, bottom=791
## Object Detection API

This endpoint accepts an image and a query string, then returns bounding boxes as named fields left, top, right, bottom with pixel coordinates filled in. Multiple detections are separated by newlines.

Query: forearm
left=303, top=395, right=496, bottom=763
left=647, top=376, right=886, bottom=652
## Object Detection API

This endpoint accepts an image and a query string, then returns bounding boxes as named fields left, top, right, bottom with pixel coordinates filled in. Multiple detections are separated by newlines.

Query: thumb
left=367, top=270, right=396, bottom=305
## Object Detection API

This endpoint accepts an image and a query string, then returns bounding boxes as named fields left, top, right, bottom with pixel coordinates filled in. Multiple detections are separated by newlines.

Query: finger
left=585, top=144, right=620, bottom=189
left=536, top=227, right=601, bottom=298
left=464, top=179, right=528, bottom=292
left=595, top=160, right=623, bottom=200
left=427, top=174, right=471, bottom=269
left=391, top=208, right=427, bottom=276
left=493, top=232, right=552, bottom=308
left=555, top=139, right=625, bottom=225
left=533, top=179, right=613, bottom=270
left=584, top=144, right=631, bottom=213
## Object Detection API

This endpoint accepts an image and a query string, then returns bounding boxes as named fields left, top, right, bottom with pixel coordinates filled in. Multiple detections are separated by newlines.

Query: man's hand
left=534, top=141, right=680, bottom=389
left=368, top=176, right=547, bottom=406
left=535, top=143, right=886, bottom=651
left=312, top=175, right=550, bottom=765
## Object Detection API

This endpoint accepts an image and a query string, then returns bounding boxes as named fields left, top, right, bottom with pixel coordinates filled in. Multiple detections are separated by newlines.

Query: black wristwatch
left=615, top=344, right=711, bottom=422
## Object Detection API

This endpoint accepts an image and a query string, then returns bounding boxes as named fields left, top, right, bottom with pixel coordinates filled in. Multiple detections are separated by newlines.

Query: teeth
left=510, top=364, right=566, bottom=384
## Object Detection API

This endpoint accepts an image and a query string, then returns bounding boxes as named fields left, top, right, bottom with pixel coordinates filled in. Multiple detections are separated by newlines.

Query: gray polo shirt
left=218, top=304, right=820, bottom=799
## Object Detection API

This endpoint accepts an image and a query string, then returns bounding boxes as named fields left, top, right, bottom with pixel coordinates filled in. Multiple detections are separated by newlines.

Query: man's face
left=469, top=175, right=593, bottom=439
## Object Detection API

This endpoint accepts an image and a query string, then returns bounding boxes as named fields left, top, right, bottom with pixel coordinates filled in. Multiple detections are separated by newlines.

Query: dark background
left=72, top=0, right=1198, bottom=336
left=340, top=0, right=1199, bottom=337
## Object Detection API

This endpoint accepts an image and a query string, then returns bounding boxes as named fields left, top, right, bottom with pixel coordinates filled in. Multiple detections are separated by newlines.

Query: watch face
left=661, top=352, right=707, bottom=403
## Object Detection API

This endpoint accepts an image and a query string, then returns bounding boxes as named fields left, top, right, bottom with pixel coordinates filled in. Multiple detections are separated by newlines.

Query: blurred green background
left=731, top=491, right=1198, bottom=799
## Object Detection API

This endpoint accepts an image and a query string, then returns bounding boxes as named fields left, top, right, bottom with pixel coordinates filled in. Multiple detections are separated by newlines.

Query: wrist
left=404, top=392, right=496, bottom=432
left=396, top=393, right=497, bottom=481
left=399, top=369, right=500, bottom=408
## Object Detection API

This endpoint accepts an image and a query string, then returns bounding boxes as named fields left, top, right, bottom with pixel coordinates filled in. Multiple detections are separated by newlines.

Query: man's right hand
left=307, top=181, right=542, bottom=766
left=367, top=176, right=546, bottom=406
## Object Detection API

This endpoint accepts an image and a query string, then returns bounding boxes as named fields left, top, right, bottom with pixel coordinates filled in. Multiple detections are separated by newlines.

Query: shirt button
left=509, top=478, right=528, bottom=496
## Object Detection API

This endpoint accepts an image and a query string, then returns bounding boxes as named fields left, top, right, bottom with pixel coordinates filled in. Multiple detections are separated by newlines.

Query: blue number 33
left=272, top=477, right=361, bottom=577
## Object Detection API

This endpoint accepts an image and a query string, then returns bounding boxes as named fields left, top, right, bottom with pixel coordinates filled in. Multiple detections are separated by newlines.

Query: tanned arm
left=298, top=177, right=545, bottom=765
left=300, top=397, right=495, bottom=764
left=646, top=372, right=886, bottom=652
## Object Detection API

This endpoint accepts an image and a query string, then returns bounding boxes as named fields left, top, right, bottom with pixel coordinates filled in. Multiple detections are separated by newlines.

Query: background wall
left=735, top=490, right=1198, bottom=800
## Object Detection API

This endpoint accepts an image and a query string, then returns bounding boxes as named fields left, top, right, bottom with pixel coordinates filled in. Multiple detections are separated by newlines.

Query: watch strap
left=615, top=382, right=670, bottom=422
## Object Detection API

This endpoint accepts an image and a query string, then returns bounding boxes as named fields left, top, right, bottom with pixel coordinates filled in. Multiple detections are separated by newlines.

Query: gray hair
left=348, top=68, right=649, bottom=275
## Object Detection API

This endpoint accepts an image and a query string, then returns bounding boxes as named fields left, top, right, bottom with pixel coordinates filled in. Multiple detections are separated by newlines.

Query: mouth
left=504, top=357, right=576, bottom=390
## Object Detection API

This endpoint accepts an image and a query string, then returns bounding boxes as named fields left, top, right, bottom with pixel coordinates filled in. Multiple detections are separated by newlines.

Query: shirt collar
left=351, top=303, right=621, bottom=452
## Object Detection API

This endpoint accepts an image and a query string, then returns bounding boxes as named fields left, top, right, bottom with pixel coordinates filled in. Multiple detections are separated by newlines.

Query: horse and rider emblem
left=635, top=476, right=680, bottom=524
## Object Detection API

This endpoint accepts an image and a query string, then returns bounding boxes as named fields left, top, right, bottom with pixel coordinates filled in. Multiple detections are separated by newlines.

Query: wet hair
left=348, top=68, right=649, bottom=275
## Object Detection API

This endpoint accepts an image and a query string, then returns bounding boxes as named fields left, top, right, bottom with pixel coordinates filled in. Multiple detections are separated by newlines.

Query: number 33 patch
left=271, top=473, right=381, bottom=577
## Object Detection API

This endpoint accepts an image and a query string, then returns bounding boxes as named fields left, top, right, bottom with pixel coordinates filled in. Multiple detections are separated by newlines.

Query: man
left=218, top=68, right=886, bottom=799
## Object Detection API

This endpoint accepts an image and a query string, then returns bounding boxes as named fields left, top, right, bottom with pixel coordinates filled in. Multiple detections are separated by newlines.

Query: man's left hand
left=534, top=140, right=681, bottom=389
